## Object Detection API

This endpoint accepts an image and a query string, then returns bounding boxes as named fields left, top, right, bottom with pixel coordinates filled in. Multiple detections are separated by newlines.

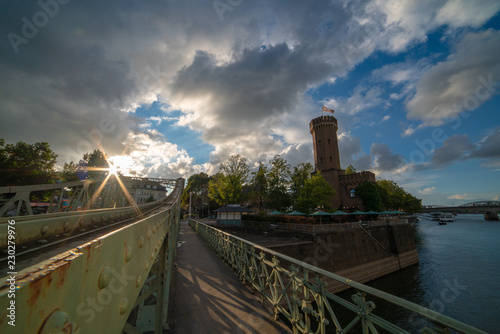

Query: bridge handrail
left=188, top=219, right=486, bottom=334
left=0, top=178, right=184, bottom=333
left=0, top=179, right=183, bottom=249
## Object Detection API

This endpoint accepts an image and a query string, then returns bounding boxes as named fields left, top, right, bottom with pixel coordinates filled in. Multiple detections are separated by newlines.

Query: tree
left=0, top=139, right=58, bottom=186
left=208, top=155, right=249, bottom=205
left=249, top=162, right=268, bottom=211
left=61, top=161, right=80, bottom=182
left=290, top=162, right=314, bottom=209
left=345, top=164, right=357, bottom=175
left=181, top=172, right=214, bottom=217
left=266, top=155, right=291, bottom=212
left=376, top=179, right=422, bottom=213
left=81, top=149, right=109, bottom=179
left=145, top=194, right=155, bottom=203
left=295, top=171, right=336, bottom=213
left=356, top=181, right=382, bottom=212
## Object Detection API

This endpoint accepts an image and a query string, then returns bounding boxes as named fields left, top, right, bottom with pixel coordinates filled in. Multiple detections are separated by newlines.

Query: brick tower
left=309, top=115, right=341, bottom=171
left=309, top=114, right=375, bottom=210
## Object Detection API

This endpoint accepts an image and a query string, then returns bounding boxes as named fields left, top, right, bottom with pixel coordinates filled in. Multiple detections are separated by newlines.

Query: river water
left=342, top=214, right=499, bottom=333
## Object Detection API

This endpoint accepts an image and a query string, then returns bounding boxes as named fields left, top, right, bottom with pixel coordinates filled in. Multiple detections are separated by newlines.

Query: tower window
left=329, top=156, right=332, bottom=163
left=320, top=157, right=323, bottom=164
left=328, top=139, right=331, bottom=145
left=350, top=189, right=356, bottom=198
left=318, top=139, right=322, bottom=146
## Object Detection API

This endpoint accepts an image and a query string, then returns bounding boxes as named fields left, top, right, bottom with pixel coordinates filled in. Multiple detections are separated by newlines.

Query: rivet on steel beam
left=144, top=261, right=149, bottom=271
left=120, top=297, right=129, bottom=315
left=41, top=225, right=49, bottom=234
left=99, top=266, right=112, bottom=289
left=125, top=246, right=133, bottom=262
left=150, top=252, right=155, bottom=260
left=147, top=231, right=151, bottom=240
left=63, top=221, right=70, bottom=230
left=138, top=236, right=144, bottom=248
left=39, top=310, right=78, bottom=334
left=136, top=275, right=142, bottom=288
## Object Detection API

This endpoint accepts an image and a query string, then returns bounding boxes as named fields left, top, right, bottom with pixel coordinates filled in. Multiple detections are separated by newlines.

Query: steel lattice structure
left=0, top=177, right=184, bottom=333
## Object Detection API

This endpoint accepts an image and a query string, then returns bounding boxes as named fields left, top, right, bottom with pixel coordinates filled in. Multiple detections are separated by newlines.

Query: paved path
left=170, top=221, right=290, bottom=334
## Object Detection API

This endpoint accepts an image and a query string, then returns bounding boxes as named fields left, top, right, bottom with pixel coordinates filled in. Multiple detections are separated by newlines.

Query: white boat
left=439, top=213, right=455, bottom=223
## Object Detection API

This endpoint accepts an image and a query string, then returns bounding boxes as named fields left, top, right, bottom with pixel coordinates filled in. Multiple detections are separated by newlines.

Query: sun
left=108, top=163, right=118, bottom=175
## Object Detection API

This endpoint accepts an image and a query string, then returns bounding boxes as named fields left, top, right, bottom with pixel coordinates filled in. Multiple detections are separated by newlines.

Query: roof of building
left=213, top=205, right=253, bottom=213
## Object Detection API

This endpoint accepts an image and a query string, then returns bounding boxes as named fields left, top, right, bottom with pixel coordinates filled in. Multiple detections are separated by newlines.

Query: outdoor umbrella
left=350, top=210, right=367, bottom=215
left=309, top=210, right=331, bottom=223
left=268, top=211, right=283, bottom=215
left=331, top=210, right=348, bottom=222
left=364, top=210, right=379, bottom=221
left=286, top=210, right=307, bottom=215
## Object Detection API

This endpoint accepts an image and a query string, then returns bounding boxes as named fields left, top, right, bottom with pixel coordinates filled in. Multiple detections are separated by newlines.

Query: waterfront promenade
left=169, top=220, right=291, bottom=333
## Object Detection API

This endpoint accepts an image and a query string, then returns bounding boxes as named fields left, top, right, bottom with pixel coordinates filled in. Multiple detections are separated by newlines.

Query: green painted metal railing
left=189, top=219, right=487, bottom=334
left=0, top=178, right=184, bottom=333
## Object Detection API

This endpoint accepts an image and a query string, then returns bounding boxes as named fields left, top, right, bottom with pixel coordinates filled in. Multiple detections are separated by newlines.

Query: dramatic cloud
left=338, top=132, right=372, bottom=170
left=406, top=29, right=500, bottom=125
left=1, top=0, right=499, bottom=180
left=370, top=143, right=405, bottom=171
left=471, top=128, right=500, bottom=159
left=431, top=134, right=475, bottom=167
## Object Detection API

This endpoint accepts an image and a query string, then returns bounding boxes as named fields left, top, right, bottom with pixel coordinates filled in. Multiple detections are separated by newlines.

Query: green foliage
left=295, top=171, right=336, bottom=213
left=266, top=155, right=292, bottom=212
left=145, top=194, right=155, bottom=203
left=0, top=139, right=58, bottom=186
left=61, top=161, right=80, bottom=182
left=181, top=172, right=215, bottom=217
left=376, top=179, right=422, bottom=214
left=356, top=181, right=382, bottom=212
left=345, top=164, right=357, bottom=175
left=81, top=149, right=109, bottom=179
left=290, top=162, right=314, bottom=208
left=249, top=162, right=268, bottom=211
left=208, top=155, right=249, bottom=205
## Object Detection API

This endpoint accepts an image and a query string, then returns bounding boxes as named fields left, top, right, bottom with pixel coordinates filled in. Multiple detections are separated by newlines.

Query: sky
left=1, top=0, right=499, bottom=206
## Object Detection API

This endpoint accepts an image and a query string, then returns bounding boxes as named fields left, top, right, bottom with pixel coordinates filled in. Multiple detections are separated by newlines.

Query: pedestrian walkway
left=170, top=220, right=291, bottom=334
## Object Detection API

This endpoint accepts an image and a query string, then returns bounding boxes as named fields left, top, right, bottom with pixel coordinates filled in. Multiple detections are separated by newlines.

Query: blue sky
left=1, top=0, right=499, bottom=205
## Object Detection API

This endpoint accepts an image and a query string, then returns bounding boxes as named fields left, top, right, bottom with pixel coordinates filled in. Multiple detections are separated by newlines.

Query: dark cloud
left=1, top=0, right=498, bottom=178
left=471, top=128, right=500, bottom=159
left=431, top=134, right=475, bottom=166
left=370, top=143, right=405, bottom=171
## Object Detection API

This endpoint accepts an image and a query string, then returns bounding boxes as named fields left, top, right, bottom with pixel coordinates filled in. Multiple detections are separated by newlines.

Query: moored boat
left=439, top=213, right=455, bottom=223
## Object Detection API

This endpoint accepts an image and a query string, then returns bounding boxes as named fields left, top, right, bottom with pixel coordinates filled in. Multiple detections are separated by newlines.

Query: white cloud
left=436, top=0, right=500, bottom=28
left=112, top=131, right=203, bottom=179
left=1, top=0, right=499, bottom=180
left=406, top=29, right=500, bottom=126
left=418, top=186, right=436, bottom=195
left=324, top=86, right=383, bottom=117
left=448, top=193, right=469, bottom=200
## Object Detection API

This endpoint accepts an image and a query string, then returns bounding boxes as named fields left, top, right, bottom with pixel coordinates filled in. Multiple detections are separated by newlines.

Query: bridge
left=420, top=201, right=500, bottom=219
left=0, top=176, right=488, bottom=333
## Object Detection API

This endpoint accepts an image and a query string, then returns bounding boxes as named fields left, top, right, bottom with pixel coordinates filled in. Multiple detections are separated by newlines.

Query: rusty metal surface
left=0, top=178, right=184, bottom=334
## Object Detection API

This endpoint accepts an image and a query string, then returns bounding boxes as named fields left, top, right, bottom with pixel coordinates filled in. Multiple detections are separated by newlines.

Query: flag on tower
left=322, top=105, right=334, bottom=114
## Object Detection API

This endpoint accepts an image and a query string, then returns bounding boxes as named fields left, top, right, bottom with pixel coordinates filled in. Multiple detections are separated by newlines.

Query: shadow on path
left=170, top=220, right=291, bottom=334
